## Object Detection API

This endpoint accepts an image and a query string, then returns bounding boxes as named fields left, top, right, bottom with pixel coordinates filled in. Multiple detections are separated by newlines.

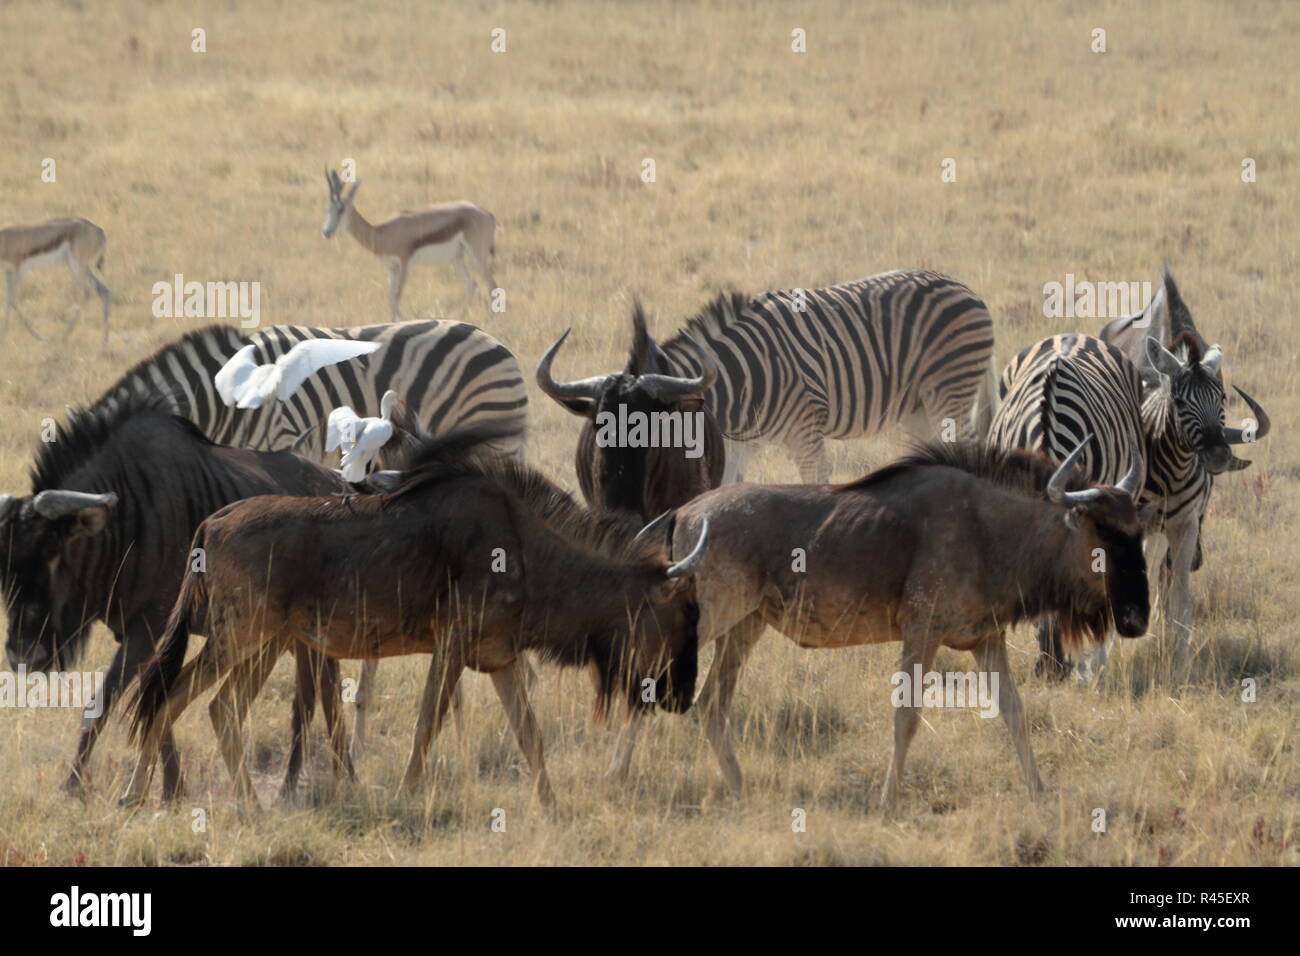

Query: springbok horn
left=1117, top=436, right=1144, bottom=497
left=325, top=166, right=338, bottom=195
left=290, top=422, right=319, bottom=453
left=535, top=329, right=615, bottom=402
left=637, top=336, right=718, bottom=403
left=32, top=490, right=118, bottom=520
left=1224, top=386, right=1270, bottom=443
left=665, top=518, right=710, bottom=579
left=1046, top=438, right=1102, bottom=507
left=632, top=510, right=673, bottom=547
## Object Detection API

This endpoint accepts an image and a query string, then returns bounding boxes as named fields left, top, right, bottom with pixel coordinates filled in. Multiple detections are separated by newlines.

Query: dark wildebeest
left=536, top=304, right=724, bottom=521
left=0, top=393, right=352, bottom=800
left=611, top=439, right=1150, bottom=808
left=122, top=426, right=709, bottom=812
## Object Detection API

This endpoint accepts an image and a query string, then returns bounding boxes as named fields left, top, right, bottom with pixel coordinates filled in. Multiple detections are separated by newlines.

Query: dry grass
left=0, top=0, right=1296, bottom=865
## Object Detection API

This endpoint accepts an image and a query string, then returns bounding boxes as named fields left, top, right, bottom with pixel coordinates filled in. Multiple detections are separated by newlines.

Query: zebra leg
left=721, top=437, right=755, bottom=483
left=1164, top=515, right=1199, bottom=659
left=786, top=429, right=830, bottom=483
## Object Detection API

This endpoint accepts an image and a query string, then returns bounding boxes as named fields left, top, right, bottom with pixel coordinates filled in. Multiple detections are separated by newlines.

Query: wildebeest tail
left=129, top=559, right=206, bottom=743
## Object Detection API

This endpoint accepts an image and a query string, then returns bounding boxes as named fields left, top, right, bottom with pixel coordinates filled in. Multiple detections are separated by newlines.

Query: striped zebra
left=98, top=320, right=528, bottom=463
left=651, top=269, right=997, bottom=482
left=990, top=332, right=1267, bottom=676
left=100, top=319, right=529, bottom=761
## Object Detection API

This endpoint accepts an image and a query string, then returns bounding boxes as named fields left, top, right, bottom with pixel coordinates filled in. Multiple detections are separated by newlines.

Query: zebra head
left=1146, top=335, right=1270, bottom=474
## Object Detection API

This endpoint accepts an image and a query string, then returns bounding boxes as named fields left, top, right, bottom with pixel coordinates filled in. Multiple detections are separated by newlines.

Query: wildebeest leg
left=279, top=642, right=317, bottom=801
left=120, top=639, right=232, bottom=808
left=491, top=659, right=557, bottom=808
left=352, top=658, right=378, bottom=764
left=1033, top=615, right=1069, bottom=682
left=697, top=616, right=764, bottom=795
left=209, top=636, right=290, bottom=814
left=399, top=652, right=464, bottom=793
left=881, top=626, right=940, bottom=811
left=315, top=654, right=355, bottom=782
left=973, top=632, right=1045, bottom=797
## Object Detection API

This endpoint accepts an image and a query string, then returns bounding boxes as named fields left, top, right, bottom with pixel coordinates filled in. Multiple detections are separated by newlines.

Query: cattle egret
left=215, top=339, right=383, bottom=409
left=328, top=390, right=399, bottom=482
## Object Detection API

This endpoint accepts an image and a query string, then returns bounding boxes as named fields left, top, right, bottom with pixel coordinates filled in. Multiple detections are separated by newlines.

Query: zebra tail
left=972, top=355, right=999, bottom=438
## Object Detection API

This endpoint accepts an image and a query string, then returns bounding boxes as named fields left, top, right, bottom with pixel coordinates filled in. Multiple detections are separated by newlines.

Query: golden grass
left=0, top=0, right=1295, bottom=865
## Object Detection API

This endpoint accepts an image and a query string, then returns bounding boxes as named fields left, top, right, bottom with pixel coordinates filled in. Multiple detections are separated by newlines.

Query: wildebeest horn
left=1046, top=438, right=1102, bottom=507
left=32, top=490, right=118, bottom=520
left=1201, top=344, right=1223, bottom=375
left=1224, top=385, right=1270, bottom=443
left=1117, top=436, right=1143, bottom=497
left=536, top=329, right=616, bottom=401
left=0, top=494, right=17, bottom=523
left=633, top=510, right=673, bottom=547
left=665, top=518, right=709, bottom=578
left=637, top=335, right=718, bottom=403
left=367, top=470, right=404, bottom=493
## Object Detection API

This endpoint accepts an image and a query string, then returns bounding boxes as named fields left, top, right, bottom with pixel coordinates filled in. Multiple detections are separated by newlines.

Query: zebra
left=98, top=320, right=529, bottom=464
left=645, top=269, right=997, bottom=482
left=99, top=319, right=530, bottom=763
left=989, top=332, right=1268, bottom=676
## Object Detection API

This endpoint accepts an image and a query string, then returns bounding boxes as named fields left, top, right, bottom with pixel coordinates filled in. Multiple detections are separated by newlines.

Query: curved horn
left=665, top=518, right=709, bottom=579
left=636, top=336, right=718, bottom=404
left=1117, top=436, right=1143, bottom=497
left=1224, top=385, right=1270, bottom=443
left=32, top=490, right=118, bottom=520
left=367, top=470, right=404, bottom=493
left=1201, top=344, right=1223, bottom=375
left=535, top=329, right=615, bottom=403
left=0, top=494, right=17, bottom=523
left=290, top=422, right=319, bottom=453
left=1045, top=437, right=1100, bottom=506
left=632, top=510, right=673, bottom=547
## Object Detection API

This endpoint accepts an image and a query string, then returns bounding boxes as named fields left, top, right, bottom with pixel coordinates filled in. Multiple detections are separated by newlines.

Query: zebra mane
left=92, top=324, right=247, bottom=409
left=30, top=391, right=206, bottom=493
left=389, top=425, right=653, bottom=563
left=836, top=441, right=1088, bottom=499
left=665, top=290, right=752, bottom=351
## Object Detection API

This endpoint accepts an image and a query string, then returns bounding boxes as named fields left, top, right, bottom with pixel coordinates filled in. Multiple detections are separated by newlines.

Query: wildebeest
left=1099, top=267, right=1212, bottom=379
left=611, top=440, right=1149, bottom=807
left=122, top=426, right=710, bottom=812
left=0, top=393, right=351, bottom=799
left=536, top=304, right=724, bottom=520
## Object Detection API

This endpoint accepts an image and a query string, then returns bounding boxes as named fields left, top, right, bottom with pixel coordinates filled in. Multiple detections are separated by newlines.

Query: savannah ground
left=0, top=0, right=1295, bottom=866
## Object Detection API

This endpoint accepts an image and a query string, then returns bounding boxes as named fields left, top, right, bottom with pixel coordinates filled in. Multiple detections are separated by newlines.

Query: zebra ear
left=1145, top=337, right=1183, bottom=379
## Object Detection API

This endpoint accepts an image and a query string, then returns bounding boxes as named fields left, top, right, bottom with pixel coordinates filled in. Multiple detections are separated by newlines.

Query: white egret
left=214, top=338, right=383, bottom=409
left=327, top=390, right=399, bottom=482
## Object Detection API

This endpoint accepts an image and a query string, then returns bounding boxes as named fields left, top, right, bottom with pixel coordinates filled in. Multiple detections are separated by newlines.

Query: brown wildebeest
left=613, top=439, right=1149, bottom=809
left=536, top=303, right=725, bottom=521
left=122, top=426, right=709, bottom=812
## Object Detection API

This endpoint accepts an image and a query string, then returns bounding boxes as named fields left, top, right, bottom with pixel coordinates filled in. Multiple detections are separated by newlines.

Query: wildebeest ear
left=1145, top=336, right=1184, bottom=379
left=72, top=503, right=114, bottom=538
left=1063, top=506, right=1084, bottom=531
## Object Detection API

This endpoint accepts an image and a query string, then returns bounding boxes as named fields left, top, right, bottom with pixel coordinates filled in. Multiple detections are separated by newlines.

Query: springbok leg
left=491, top=659, right=556, bottom=807
left=973, top=632, right=1045, bottom=797
left=399, top=652, right=464, bottom=793
left=697, top=616, right=764, bottom=796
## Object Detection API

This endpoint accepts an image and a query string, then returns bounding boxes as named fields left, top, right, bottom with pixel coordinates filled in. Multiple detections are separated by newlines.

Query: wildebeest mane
left=30, top=390, right=211, bottom=493
left=388, top=424, right=656, bottom=564
left=836, top=441, right=1089, bottom=498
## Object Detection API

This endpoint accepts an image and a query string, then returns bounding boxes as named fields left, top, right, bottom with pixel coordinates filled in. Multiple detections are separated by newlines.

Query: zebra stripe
left=988, top=333, right=1147, bottom=491
left=658, top=269, right=997, bottom=481
left=97, top=321, right=528, bottom=463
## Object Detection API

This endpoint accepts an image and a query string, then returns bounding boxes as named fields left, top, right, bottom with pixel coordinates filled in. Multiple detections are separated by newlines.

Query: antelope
left=0, top=217, right=111, bottom=345
left=320, top=168, right=497, bottom=319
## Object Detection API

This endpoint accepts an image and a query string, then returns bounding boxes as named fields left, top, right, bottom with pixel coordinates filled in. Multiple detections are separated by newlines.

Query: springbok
left=0, top=217, right=111, bottom=344
left=320, top=168, right=496, bottom=319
